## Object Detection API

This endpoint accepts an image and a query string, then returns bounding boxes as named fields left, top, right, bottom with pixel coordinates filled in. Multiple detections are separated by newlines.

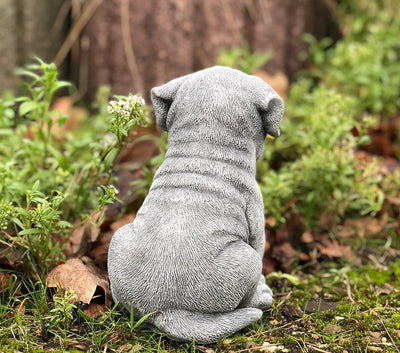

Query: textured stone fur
left=108, top=66, right=284, bottom=344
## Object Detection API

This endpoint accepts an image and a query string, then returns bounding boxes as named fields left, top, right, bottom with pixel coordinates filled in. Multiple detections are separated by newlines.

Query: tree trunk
left=80, top=0, right=339, bottom=100
left=0, top=0, right=66, bottom=93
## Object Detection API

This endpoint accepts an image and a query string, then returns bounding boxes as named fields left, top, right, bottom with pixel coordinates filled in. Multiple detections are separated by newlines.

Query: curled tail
left=149, top=308, right=263, bottom=344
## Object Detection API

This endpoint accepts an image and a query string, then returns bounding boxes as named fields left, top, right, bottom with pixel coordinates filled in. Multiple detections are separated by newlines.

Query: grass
left=1, top=240, right=399, bottom=352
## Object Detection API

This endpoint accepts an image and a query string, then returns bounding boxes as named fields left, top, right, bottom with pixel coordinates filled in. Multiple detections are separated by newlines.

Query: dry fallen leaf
left=117, top=343, right=133, bottom=352
left=338, top=217, right=385, bottom=239
left=0, top=270, right=22, bottom=297
left=265, top=216, right=277, bottom=227
left=110, top=214, right=135, bottom=233
left=0, top=271, right=9, bottom=292
left=7, top=303, right=26, bottom=319
left=318, top=238, right=343, bottom=258
left=317, top=238, right=361, bottom=266
left=195, top=346, right=215, bottom=353
left=0, top=243, right=23, bottom=269
left=301, top=231, right=314, bottom=244
left=69, top=210, right=105, bottom=256
left=272, top=243, right=297, bottom=268
left=281, top=304, right=303, bottom=318
left=376, top=283, right=395, bottom=295
left=84, top=302, right=108, bottom=319
left=65, top=340, right=90, bottom=351
left=47, top=257, right=111, bottom=307
left=385, top=195, right=400, bottom=206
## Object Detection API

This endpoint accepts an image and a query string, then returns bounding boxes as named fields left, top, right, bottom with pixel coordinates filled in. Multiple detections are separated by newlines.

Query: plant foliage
left=0, top=59, right=148, bottom=272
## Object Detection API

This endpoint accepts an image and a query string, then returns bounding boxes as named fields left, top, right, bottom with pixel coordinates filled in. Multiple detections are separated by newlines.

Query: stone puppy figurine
left=108, top=66, right=284, bottom=344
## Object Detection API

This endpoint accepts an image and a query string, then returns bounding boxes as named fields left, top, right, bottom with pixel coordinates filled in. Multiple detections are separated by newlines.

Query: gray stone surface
left=108, top=67, right=284, bottom=343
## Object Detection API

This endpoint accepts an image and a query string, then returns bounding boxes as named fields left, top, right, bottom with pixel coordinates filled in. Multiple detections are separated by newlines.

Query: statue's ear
left=255, top=85, right=284, bottom=138
left=151, top=76, right=186, bottom=131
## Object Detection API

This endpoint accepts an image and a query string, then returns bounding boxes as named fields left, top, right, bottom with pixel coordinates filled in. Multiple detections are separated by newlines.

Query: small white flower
left=107, top=95, right=145, bottom=118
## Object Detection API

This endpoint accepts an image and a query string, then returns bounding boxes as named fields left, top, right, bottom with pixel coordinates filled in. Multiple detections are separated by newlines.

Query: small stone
left=260, top=342, right=285, bottom=352
left=324, top=324, right=341, bottom=335
left=369, top=331, right=381, bottom=343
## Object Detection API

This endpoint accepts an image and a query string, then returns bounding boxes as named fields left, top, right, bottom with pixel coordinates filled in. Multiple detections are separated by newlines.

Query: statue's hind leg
left=240, top=275, right=273, bottom=309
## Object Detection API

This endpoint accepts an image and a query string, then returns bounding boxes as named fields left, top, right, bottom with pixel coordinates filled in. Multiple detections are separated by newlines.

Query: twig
left=51, top=0, right=72, bottom=38
left=305, top=342, right=332, bottom=353
left=120, top=0, right=145, bottom=95
left=54, top=0, right=103, bottom=67
left=70, top=0, right=82, bottom=74
left=375, top=312, right=400, bottom=353
left=345, top=279, right=356, bottom=304
left=254, top=317, right=303, bottom=337
left=278, top=197, right=299, bottom=214
left=233, top=343, right=285, bottom=353
left=321, top=0, right=339, bottom=18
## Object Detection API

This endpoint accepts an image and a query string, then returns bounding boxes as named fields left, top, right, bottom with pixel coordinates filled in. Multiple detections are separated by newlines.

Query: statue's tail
left=149, top=308, right=263, bottom=344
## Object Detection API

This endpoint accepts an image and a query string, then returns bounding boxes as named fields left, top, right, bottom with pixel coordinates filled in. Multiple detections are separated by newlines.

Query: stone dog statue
left=108, top=66, right=284, bottom=344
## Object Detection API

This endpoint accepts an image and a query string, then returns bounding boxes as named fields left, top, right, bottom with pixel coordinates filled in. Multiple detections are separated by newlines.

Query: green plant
left=1, top=257, right=400, bottom=352
left=258, top=85, right=383, bottom=226
left=299, top=0, right=400, bottom=118
left=216, top=40, right=272, bottom=74
left=49, top=287, right=78, bottom=333
left=266, top=271, right=301, bottom=286
left=0, top=59, right=148, bottom=272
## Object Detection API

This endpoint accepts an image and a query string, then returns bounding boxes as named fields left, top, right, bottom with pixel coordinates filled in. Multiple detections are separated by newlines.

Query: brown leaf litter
left=47, top=256, right=111, bottom=318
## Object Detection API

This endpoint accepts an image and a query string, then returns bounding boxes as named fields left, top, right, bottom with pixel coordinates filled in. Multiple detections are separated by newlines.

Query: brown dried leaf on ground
left=271, top=242, right=298, bottom=270
left=338, top=217, right=386, bottom=239
left=47, top=256, right=111, bottom=317
left=85, top=214, right=135, bottom=271
left=7, top=303, right=26, bottom=319
left=0, top=243, right=23, bottom=270
left=0, top=271, right=10, bottom=293
left=300, top=231, right=314, bottom=244
left=110, top=214, right=135, bottom=233
left=68, top=210, right=105, bottom=257
left=281, top=304, right=303, bottom=318
left=362, top=117, right=400, bottom=158
left=375, top=283, right=395, bottom=295
left=317, top=237, right=361, bottom=266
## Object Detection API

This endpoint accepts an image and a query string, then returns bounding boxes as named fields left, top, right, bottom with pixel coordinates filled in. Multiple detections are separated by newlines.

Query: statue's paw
left=248, top=282, right=273, bottom=309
